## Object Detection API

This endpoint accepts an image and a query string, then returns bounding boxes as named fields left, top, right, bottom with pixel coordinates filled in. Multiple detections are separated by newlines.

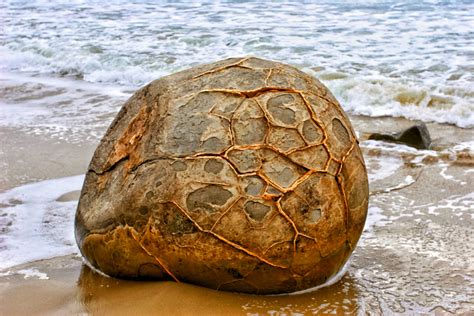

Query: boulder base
left=75, top=57, right=369, bottom=294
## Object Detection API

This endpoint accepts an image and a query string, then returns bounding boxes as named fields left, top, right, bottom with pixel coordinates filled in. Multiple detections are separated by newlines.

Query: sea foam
left=0, top=175, right=83, bottom=270
left=1, top=1, right=473, bottom=128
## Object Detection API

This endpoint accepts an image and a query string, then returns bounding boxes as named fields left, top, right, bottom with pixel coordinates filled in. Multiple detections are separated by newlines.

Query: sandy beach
left=0, top=75, right=472, bottom=314
left=1, top=1, right=473, bottom=314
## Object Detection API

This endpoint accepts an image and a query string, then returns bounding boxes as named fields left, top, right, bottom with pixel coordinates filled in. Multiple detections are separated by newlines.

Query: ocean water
left=1, top=0, right=473, bottom=128
left=0, top=175, right=83, bottom=269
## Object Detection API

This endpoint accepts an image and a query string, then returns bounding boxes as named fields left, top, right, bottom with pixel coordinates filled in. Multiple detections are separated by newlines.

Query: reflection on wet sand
left=78, top=264, right=359, bottom=315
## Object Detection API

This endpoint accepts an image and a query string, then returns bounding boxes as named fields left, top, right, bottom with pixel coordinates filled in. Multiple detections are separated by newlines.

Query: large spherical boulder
left=75, top=57, right=369, bottom=294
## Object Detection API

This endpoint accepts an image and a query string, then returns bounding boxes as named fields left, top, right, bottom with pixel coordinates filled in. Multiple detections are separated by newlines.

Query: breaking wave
left=1, top=0, right=473, bottom=127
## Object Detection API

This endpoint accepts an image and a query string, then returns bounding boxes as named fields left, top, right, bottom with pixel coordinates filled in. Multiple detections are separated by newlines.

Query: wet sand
left=0, top=77, right=473, bottom=314
left=0, top=126, right=96, bottom=191
left=0, top=255, right=362, bottom=315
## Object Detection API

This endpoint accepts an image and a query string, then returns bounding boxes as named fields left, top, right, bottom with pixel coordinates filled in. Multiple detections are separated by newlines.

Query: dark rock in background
left=368, top=123, right=431, bottom=150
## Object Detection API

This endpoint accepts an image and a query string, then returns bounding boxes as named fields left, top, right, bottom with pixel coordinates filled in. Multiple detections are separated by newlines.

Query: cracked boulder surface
left=75, top=57, right=369, bottom=294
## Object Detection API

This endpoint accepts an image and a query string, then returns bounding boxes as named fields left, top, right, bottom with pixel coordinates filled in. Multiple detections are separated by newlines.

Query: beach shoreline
left=2, top=1, right=473, bottom=313
left=1, top=107, right=472, bottom=314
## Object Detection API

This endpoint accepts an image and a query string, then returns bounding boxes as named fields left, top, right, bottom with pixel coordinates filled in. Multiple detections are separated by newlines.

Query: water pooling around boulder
left=74, top=57, right=369, bottom=294
left=1, top=116, right=472, bottom=313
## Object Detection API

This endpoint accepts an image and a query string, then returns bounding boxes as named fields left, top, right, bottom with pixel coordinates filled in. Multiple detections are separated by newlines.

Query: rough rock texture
left=75, top=57, right=369, bottom=294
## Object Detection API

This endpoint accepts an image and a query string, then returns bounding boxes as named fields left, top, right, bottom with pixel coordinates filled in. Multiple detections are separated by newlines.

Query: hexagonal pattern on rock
left=75, top=57, right=369, bottom=294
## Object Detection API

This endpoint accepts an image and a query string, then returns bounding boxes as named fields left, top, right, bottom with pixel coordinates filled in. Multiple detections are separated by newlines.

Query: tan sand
left=0, top=126, right=96, bottom=192
left=1, top=113, right=473, bottom=314
left=0, top=255, right=360, bottom=315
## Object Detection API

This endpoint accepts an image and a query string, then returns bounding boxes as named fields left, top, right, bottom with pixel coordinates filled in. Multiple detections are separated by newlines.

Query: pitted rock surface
left=75, top=57, right=369, bottom=294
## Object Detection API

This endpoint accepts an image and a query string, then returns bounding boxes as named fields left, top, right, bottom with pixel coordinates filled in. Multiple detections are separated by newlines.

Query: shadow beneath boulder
left=77, top=264, right=361, bottom=315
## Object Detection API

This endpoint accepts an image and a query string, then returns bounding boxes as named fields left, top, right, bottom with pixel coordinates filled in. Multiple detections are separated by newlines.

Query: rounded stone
left=75, top=57, right=369, bottom=294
